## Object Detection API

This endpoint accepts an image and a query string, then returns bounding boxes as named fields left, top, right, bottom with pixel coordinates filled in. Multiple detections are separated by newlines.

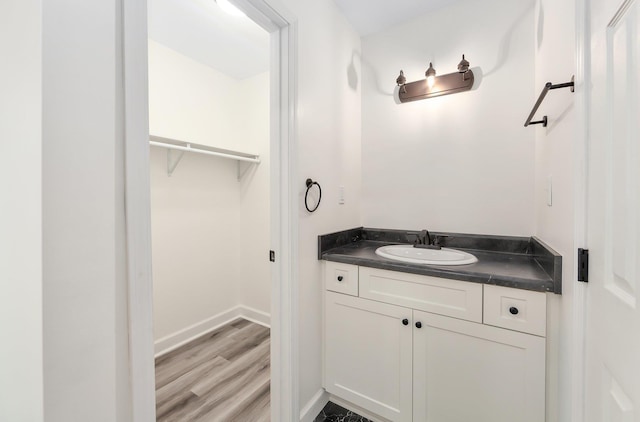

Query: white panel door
left=413, top=310, right=545, bottom=422
left=585, top=0, right=640, bottom=420
left=324, top=292, right=413, bottom=422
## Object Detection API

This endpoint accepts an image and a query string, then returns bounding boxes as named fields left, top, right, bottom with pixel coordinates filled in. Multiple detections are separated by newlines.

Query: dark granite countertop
left=319, top=227, right=562, bottom=294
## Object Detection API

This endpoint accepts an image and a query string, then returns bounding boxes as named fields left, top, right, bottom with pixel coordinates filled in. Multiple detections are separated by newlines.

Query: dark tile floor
left=314, top=401, right=373, bottom=422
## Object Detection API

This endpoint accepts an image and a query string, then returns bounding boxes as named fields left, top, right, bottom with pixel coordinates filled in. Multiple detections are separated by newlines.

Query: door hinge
left=578, top=248, right=589, bottom=282
left=269, top=250, right=276, bottom=262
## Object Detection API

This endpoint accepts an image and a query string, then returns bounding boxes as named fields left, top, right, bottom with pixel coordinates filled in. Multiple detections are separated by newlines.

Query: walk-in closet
left=147, top=0, right=271, bottom=419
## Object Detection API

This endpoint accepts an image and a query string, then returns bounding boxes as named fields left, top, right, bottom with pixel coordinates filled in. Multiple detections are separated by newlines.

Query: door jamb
left=573, top=0, right=589, bottom=420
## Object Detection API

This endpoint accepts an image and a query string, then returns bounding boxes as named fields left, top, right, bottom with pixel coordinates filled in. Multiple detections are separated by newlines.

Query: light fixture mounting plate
left=398, top=70, right=474, bottom=103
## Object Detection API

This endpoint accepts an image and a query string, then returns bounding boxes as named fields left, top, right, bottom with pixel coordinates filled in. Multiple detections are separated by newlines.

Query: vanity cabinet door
left=325, top=292, right=413, bottom=422
left=412, top=310, right=545, bottom=422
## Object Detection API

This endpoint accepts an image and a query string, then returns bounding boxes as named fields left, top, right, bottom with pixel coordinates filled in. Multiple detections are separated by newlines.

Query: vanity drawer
left=324, top=261, right=359, bottom=296
left=359, top=267, right=483, bottom=323
left=483, top=285, right=547, bottom=337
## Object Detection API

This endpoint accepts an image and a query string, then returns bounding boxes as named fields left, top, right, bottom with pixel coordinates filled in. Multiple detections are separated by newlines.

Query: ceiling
left=148, top=0, right=270, bottom=80
left=332, top=0, right=461, bottom=36
left=148, top=0, right=460, bottom=79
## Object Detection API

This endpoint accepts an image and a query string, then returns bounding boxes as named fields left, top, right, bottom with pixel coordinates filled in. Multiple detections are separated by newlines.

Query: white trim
left=274, top=19, right=300, bottom=422
left=123, top=0, right=298, bottom=421
left=299, top=389, right=329, bottom=422
left=154, top=308, right=241, bottom=357
left=239, top=0, right=300, bottom=420
left=572, top=0, right=588, bottom=420
left=239, top=305, right=272, bottom=328
left=154, top=306, right=272, bottom=357
left=122, top=0, right=156, bottom=420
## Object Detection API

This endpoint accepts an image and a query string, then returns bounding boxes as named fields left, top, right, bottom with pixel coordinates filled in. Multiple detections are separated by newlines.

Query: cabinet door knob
left=415, top=321, right=422, bottom=329
left=337, top=275, right=344, bottom=282
left=509, top=306, right=519, bottom=315
left=402, top=318, right=409, bottom=326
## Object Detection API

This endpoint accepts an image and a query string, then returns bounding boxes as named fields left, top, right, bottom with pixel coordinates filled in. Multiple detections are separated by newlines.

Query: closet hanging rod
left=150, top=138, right=260, bottom=163
left=524, top=76, right=575, bottom=127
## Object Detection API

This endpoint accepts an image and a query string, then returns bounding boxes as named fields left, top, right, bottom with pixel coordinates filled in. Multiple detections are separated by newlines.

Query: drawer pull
left=402, top=318, right=409, bottom=326
left=337, top=275, right=344, bottom=282
left=415, top=321, right=422, bottom=329
left=509, top=307, right=519, bottom=315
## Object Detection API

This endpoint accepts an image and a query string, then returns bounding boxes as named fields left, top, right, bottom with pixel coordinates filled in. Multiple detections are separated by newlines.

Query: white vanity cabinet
left=325, top=291, right=413, bottom=421
left=323, top=262, right=547, bottom=422
left=412, top=310, right=545, bottom=422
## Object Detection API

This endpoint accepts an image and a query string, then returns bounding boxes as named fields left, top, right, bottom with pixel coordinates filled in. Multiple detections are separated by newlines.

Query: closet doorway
left=139, top=0, right=295, bottom=419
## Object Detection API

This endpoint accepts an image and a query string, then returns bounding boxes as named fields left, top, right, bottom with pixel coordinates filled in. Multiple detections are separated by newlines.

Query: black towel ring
left=305, top=178, right=322, bottom=212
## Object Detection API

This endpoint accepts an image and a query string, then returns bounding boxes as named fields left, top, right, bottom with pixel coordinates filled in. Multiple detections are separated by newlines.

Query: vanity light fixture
left=396, top=54, right=475, bottom=103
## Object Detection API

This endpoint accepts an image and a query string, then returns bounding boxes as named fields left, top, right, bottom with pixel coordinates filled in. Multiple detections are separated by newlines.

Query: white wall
left=533, top=0, right=577, bottom=421
left=238, top=72, right=271, bottom=314
left=0, top=1, right=44, bottom=420
left=149, top=40, right=270, bottom=342
left=276, top=0, right=363, bottom=410
left=148, top=41, right=244, bottom=150
left=361, top=0, right=536, bottom=236
left=150, top=148, right=243, bottom=340
left=42, top=0, right=131, bottom=420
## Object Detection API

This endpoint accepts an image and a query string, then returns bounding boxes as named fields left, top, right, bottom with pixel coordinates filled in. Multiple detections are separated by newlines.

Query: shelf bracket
left=167, top=147, right=185, bottom=177
left=237, top=161, right=253, bottom=180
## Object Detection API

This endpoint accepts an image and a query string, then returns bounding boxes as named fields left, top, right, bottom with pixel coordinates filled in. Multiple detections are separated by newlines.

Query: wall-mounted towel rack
left=524, top=76, right=575, bottom=127
left=150, top=135, right=260, bottom=179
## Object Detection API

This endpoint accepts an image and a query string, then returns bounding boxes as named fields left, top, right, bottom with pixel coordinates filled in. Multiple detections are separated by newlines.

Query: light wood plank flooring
left=155, top=319, right=270, bottom=422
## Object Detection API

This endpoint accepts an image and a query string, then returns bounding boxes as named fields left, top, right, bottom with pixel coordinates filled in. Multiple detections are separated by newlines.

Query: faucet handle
left=433, top=234, right=448, bottom=246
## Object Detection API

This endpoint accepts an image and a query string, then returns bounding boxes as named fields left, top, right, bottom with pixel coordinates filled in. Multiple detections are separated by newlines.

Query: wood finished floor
left=155, top=319, right=270, bottom=422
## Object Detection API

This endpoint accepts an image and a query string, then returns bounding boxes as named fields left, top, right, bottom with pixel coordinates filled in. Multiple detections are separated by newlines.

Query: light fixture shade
left=396, top=70, right=406, bottom=86
left=425, top=62, right=436, bottom=79
left=457, top=54, right=470, bottom=73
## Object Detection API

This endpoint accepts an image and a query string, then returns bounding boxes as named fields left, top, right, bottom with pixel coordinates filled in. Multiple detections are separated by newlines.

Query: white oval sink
left=375, top=245, right=478, bottom=266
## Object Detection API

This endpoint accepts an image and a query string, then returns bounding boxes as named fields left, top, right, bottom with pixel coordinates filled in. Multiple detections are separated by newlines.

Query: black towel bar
left=524, top=76, right=575, bottom=127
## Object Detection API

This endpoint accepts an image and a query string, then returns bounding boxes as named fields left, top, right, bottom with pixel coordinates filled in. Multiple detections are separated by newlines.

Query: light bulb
left=425, top=62, right=436, bottom=89
left=216, top=0, right=246, bottom=17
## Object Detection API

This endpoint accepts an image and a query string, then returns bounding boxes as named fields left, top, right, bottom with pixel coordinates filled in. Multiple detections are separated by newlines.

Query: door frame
left=121, top=0, right=299, bottom=420
left=573, top=0, right=589, bottom=419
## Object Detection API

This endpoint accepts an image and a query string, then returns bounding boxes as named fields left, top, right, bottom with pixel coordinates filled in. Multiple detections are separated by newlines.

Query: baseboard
left=300, top=389, right=329, bottom=422
left=154, top=305, right=271, bottom=357
left=238, top=305, right=271, bottom=328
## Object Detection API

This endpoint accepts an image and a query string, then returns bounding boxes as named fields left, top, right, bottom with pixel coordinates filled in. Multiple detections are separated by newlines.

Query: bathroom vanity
left=319, top=228, right=561, bottom=422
